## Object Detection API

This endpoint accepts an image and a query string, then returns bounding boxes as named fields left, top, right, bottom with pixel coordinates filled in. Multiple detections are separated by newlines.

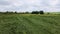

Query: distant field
left=45, top=12, right=60, bottom=14
left=0, top=14, right=60, bottom=34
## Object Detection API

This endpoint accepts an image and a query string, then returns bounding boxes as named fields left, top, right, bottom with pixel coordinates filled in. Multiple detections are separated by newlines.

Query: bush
left=3, top=11, right=14, bottom=14
left=25, top=12, right=29, bottom=14
left=47, top=12, right=50, bottom=14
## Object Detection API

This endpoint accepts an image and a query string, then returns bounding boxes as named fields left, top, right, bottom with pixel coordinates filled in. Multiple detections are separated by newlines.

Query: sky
left=0, top=0, right=60, bottom=12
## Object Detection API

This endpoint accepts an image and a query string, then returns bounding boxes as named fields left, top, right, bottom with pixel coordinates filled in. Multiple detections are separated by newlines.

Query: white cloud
left=48, top=0, right=58, bottom=6
left=0, top=0, right=60, bottom=12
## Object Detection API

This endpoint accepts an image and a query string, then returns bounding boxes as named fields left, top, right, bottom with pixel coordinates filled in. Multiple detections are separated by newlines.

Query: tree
left=15, top=11, right=17, bottom=14
left=31, top=11, right=39, bottom=14
left=39, top=10, right=44, bottom=14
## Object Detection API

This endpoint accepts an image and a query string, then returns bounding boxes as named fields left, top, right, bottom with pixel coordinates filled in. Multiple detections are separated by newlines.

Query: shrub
left=25, top=12, right=29, bottom=14
left=47, top=12, right=50, bottom=14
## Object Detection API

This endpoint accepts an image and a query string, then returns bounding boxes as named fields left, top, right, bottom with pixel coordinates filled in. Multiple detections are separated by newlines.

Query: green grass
left=0, top=14, right=60, bottom=34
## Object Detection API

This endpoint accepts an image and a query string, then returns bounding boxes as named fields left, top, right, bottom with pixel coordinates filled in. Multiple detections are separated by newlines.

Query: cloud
left=0, top=0, right=60, bottom=12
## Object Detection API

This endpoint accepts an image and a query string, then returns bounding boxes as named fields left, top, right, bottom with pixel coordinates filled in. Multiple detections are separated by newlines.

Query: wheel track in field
left=15, top=15, right=32, bottom=34
left=30, top=16, right=59, bottom=34
left=15, top=15, right=54, bottom=34
left=21, top=16, right=53, bottom=34
left=16, top=15, right=60, bottom=34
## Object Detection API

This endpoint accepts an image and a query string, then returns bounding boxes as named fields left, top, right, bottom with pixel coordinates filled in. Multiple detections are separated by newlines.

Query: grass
left=0, top=14, right=60, bottom=34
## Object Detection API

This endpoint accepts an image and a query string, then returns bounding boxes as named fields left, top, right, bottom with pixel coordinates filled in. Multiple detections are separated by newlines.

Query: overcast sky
left=0, top=0, right=60, bottom=12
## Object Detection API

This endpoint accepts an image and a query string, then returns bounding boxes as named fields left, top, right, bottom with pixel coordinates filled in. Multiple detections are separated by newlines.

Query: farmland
left=0, top=14, right=60, bottom=34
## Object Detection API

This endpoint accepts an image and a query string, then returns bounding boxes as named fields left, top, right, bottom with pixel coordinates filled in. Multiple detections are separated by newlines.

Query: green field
left=0, top=14, right=60, bottom=34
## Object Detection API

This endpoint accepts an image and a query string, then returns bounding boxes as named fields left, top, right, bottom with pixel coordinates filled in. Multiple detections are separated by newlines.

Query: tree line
left=0, top=10, right=44, bottom=14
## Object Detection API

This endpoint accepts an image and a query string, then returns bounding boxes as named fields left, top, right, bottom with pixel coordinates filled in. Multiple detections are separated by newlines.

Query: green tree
left=31, top=11, right=39, bottom=14
left=39, top=10, right=44, bottom=14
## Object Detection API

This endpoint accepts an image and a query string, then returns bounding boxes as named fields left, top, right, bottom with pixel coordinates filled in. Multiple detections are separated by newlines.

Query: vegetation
left=39, top=10, right=44, bottom=14
left=31, top=10, right=44, bottom=14
left=0, top=13, right=60, bottom=34
left=0, top=10, right=44, bottom=14
left=31, top=11, right=39, bottom=14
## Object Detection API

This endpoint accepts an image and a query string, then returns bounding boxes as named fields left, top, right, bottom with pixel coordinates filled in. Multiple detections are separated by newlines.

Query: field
left=0, top=14, right=60, bottom=34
